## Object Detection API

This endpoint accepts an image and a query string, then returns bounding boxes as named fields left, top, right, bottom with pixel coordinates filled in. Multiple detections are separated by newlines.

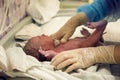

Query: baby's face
left=23, top=34, right=55, bottom=61
left=37, top=34, right=55, bottom=51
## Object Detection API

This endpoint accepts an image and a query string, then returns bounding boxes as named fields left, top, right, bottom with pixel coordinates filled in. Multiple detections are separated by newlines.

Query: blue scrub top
left=77, top=0, right=120, bottom=22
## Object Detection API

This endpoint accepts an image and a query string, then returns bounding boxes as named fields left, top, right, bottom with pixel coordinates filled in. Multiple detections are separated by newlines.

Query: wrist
left=75, top=12, right=88, bottom=25
left=94, top=45, right=117, bottom=64
left=114, top=45, right=120, bottom=64
left=63, top=12, right=88, bottom=29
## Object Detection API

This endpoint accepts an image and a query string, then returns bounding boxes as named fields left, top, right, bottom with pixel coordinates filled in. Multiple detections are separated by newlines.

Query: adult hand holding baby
left=51, top=45, right=116, bottom=73
left=50, top=12, right=88, bottom=43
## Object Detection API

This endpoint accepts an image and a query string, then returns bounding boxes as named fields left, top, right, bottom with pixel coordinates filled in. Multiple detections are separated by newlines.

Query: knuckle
left=63, top=54, right=68, bottom=59
left=67, top=59, right=73, bottom=63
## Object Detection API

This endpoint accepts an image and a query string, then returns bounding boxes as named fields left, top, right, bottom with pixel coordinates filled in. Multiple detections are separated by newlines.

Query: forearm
left=51, top=45, right=120, bottom=72
left=77, top=0, right=110, bottom=22
left=114, top=45, right=120, bottom=63
left=94, top=45, right=120, bottom=64
left=50, top=12, right=88, bottom=43
left=62, top=12, right=88, bottom=29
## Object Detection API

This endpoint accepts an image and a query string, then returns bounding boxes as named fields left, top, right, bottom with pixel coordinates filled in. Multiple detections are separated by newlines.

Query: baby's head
left=23, top=34, right=55, bottom=61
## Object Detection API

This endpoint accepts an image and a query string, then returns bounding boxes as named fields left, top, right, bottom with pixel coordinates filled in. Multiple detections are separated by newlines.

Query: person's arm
left=50, top=0, right=120, bottom=44
left=114, top=45, right=120, bottom=63
left=51, top=45, right=120, bottom=73
left=50, top=12, right=88, bottom=43
left=50, top=0, right=106, bottom=43
left=77, top=0, right=120, bottom=22
left=77, top=0, right=109, bottom=22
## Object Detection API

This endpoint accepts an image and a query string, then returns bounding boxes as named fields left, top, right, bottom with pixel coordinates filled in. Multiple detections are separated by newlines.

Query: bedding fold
left=27, top=0, right=60, bottom=24
left=0, top=46, right=120, bottom=80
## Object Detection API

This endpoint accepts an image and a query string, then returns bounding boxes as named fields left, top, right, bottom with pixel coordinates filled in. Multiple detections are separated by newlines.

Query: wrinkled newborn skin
left=23, top=20, right=107, bottom=61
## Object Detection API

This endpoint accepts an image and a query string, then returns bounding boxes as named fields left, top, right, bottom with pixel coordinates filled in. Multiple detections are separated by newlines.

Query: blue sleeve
left=77, top=0, right=120, bottom=22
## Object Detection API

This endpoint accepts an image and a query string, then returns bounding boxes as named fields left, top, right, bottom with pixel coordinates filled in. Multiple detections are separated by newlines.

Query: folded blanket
left=27, top=0, right=60, bottom=24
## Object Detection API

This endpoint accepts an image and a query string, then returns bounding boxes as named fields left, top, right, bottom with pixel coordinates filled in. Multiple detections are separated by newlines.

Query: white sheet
left=0, top=46, right=120, bottom=80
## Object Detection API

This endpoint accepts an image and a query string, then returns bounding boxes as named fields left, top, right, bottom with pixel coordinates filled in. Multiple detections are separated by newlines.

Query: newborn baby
left=23, top=20, right=107, bottom=61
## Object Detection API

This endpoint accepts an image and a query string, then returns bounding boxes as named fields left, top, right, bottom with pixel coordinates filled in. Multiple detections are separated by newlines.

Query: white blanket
left=0, top=46, right=120, bottom=80
left=27, top=0, right=60, bottom=24
left=15, top=23, right=42, bottom=41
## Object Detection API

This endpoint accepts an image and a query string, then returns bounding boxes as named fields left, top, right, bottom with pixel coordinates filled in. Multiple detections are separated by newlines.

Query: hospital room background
left=0, top=0, right=120, bottom=80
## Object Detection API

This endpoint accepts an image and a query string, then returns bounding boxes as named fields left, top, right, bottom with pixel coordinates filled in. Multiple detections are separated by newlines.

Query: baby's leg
left=80, top=20, right=108, bottom=47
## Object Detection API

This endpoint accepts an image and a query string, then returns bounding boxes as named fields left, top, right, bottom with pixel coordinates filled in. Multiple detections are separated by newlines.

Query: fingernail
left=61, top=39, right=67, bottom=43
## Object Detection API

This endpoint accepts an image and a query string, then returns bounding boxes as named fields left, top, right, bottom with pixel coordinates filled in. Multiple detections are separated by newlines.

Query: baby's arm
left=86, top=20, right=107, bottom=29
left=80, top=20, right=107, bottom=47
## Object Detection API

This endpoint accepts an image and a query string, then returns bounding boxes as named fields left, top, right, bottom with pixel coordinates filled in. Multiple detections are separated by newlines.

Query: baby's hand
left=86, top=20, right=107, bottom=29
left=39, top=50, right=57, bottom=61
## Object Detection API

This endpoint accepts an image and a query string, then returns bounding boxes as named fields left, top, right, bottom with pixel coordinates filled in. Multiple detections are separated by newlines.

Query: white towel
left=27, top=0, right=60, bottom=24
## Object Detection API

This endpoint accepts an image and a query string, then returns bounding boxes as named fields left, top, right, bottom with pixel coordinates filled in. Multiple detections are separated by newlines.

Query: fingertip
left=51, top=54, right=58, bottom=62
left=38, top=49, right=43, bottom=53
left=49, top=34, right=54, bottom=38
left=51, top=56, right=58, bottom=66
left=51, top=58, right=55, bottom=64
left=65, top=63, right=80, bottom=73
left=61, top=38, right=67, bottom=43
left=50, top=34, right=57, bottom=40
left=65, top=68, right=72, bottom=73
left=65, top=65, right=74, bottom=73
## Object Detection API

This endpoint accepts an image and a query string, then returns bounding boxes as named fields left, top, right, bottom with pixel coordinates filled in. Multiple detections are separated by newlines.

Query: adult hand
left=51, top=45, right=116, bottom=73
left=50, top=12, right=88, bottom=44
left=51, top=48, right=96, bottom=73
